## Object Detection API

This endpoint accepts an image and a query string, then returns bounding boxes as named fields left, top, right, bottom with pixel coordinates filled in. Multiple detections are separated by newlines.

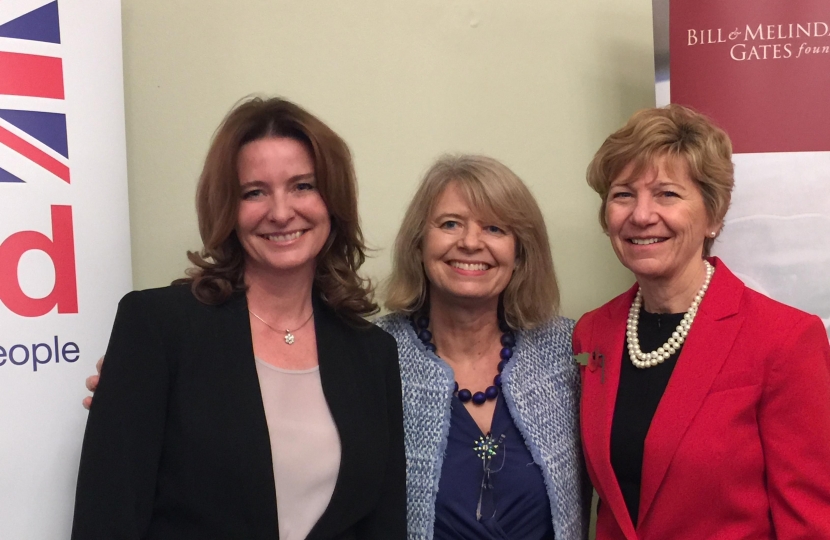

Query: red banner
left=670, top=0, right=830, bottom=153
left=656, top=0, right=830, bottom=335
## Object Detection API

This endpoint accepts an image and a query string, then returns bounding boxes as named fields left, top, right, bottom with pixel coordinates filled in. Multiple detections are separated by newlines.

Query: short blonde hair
left=586, top=104, right=734, bottom=256
left=384, top=155, right=559, bottom=329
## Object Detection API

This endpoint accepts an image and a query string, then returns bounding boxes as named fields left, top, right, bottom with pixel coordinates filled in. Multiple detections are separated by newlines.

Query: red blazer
left=574, top=258, right=830, bottom=540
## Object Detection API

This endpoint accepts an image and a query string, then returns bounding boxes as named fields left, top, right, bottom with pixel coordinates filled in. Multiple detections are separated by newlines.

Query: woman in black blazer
left=71, top=98, right=406, bottom=540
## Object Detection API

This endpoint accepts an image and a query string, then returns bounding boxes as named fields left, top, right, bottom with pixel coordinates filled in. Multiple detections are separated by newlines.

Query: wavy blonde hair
left=586, top=104, right=734, bottom=256
left=384, top=155, right=559, bottom=330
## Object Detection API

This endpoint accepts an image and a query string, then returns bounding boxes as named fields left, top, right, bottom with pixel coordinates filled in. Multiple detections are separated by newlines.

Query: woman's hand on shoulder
left=82, top=356, right=104, bottom=410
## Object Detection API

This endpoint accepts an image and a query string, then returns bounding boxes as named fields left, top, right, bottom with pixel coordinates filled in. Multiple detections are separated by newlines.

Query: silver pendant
left=284, top=332, right=295, bottom=345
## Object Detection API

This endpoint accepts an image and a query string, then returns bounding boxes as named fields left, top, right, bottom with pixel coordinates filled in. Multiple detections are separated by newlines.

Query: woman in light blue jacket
left=378, top=154, right=587, bottom=540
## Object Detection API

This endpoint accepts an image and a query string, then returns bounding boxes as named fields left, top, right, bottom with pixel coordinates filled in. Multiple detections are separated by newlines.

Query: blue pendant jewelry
left=411, top=314, right=515, bottom=406
left=474, top=434, right=503, bottom=460
left=474, top=432, right=506, bottom=521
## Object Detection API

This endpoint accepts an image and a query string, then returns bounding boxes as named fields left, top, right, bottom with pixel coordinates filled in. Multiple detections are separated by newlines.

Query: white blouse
left=255, top=359, right=341, bottom=540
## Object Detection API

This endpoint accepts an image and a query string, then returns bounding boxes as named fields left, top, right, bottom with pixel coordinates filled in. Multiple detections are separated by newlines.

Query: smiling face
left=421, top=182, right=517, bottom=309
left=606, top=155, right=715, bottom=286
left=236, top=137, right=331, bottom=280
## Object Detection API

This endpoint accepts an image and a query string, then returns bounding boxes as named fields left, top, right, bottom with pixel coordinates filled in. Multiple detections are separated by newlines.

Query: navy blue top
left=433, top=395, right=555, bottom=540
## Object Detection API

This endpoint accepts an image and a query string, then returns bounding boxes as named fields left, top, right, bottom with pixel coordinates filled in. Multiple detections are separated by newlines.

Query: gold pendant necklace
left=249, top=309, right=314, bottom=345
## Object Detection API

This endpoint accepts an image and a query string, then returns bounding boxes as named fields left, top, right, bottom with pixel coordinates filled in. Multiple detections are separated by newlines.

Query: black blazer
left=71, top=285, right=406, bottom=540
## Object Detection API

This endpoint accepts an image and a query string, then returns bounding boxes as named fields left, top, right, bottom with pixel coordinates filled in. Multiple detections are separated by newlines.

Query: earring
left=709, top=231, right=717, bottom=238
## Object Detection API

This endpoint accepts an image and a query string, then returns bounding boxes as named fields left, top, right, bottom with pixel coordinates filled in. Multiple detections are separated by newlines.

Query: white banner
left=0, top=1, right=131, bottom=537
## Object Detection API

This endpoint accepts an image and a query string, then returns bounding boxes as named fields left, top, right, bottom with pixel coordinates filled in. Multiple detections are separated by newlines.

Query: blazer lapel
left=580, top=286, right=639, bottom=540
left=637, top=259, right=745, bottom=526
left=306, top=298, right=378, bottom=540
left=209, top=291, right=281, bottom=538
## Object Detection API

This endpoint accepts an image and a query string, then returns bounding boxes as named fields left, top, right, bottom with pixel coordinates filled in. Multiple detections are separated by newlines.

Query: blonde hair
left=586, top=104, right=734, bottom=256
left=384, top=155, right=559, bottom=329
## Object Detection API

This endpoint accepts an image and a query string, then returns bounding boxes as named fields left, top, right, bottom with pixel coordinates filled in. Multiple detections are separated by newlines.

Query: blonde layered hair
left=384, top=155, right=559, bottom=329
left=586, top=104, right=734, bottom=256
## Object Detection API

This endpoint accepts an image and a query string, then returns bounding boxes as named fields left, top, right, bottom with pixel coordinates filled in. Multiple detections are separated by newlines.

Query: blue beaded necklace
left=411, top=314, right=515, bottom=406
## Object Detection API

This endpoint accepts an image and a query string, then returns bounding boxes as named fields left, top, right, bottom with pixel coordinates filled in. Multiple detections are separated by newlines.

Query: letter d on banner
left=0, top=1, right=131, bottom=538
left=0, top=205, right=78, bottom=316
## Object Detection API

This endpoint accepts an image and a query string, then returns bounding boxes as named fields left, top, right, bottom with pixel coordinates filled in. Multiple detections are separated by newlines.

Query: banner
left=654, top=0, right=830, bottom=335
left=0, top=1, right=131, bottom=537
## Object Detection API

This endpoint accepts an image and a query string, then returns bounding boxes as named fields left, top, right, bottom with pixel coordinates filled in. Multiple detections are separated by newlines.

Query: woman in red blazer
left=574, top=104, right=830, bottom=539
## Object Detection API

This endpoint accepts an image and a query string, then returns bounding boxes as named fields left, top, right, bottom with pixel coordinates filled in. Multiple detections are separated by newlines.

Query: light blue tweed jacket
left=376, top=313, right=587, bottom=540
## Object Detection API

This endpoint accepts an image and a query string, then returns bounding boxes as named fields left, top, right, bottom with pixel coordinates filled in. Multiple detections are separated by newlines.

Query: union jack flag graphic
left=0, top=0, right=68, bottom=184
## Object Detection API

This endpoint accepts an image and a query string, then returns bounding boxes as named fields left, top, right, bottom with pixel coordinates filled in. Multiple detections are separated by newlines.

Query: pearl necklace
left=626, top=260, right=715, bottom=369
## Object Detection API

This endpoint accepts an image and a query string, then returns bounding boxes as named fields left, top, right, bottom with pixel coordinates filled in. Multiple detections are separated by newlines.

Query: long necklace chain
left=626, top=260, right=715, bottom=369
left=249, top=308, right=314, bottom=345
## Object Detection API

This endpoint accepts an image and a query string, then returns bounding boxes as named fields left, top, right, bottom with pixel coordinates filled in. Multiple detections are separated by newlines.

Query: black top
left=72, top=286, right=406, bottom=540
left=434, top=396, right=555, bottom=540
left=610, top=308, right=685, bottom=527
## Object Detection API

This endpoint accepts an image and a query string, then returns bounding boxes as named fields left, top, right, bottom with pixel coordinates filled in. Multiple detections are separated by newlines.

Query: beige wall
left=121, top=0, right=653, bottom=320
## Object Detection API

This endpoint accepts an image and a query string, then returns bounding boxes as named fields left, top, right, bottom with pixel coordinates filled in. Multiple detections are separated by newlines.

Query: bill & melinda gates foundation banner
left=653, top=0, right=830, bottom=335
left=0, top=0, right=131, bottom=537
